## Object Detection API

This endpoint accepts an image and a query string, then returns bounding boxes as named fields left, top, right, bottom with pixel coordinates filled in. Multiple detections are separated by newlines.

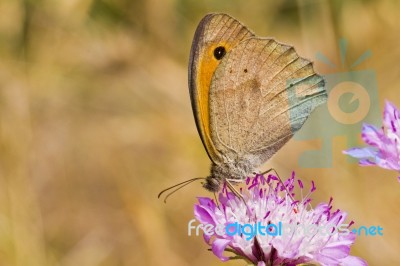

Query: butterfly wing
left=188, top=13, right=254, bottom=163
left=209, top=37, right=327, bottom=167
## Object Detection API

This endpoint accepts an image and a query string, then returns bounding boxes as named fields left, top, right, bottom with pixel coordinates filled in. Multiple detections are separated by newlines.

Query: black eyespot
left=244, top=69, right=248, bottom=73
left=213, top=46, right=226, bottom=60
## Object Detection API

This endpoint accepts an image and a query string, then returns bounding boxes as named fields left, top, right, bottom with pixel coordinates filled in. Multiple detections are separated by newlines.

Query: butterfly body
left=189, top=13, right=327, bottom=192
left=204, top=157, right=253, bottom=191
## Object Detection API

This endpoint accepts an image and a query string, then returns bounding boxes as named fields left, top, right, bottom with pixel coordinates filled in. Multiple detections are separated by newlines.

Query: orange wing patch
left=195, top=43, right=229, bottom=162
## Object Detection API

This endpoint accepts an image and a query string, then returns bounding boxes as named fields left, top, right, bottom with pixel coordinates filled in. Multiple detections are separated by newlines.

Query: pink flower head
left=344, top=100, right=400, bottom=181
left=194, top=172, right=366, bottom=266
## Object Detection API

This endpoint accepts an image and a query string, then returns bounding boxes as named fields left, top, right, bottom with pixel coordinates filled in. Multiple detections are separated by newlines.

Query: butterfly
left=158, top=13, right=327, bottom=201
left=188, top=13, right=327, bottom=192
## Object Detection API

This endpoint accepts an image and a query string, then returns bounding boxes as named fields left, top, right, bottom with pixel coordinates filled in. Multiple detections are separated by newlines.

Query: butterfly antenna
left=158, top=177, right=205, bottom=203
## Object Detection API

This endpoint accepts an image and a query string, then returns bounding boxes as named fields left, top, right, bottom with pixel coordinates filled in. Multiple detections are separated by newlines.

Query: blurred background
left=0, top=0, right=399, bottom=265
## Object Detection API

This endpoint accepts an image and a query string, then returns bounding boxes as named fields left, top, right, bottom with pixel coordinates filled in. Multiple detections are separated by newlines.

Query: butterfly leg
left=225, top=178, right=247, bottom=203
left=225, top=179, right=244, bottom=199
left=225, top=178, right=244, bottom=184
left=258, top=168, right=278, bottom=177
left=225, top=179, right=254, bottom=217
left=213, top=192, right=220, bottom=208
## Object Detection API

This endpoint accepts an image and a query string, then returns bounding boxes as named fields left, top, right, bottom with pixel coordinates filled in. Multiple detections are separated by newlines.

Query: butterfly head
left=203, top=175, right=221, bottom=192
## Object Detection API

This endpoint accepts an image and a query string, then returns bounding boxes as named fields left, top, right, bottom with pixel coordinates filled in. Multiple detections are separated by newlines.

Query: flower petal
left=197, top=197, right=216, bottom=211
left=361, top=124, right=386, bottom=149
left=211, top=238, right=231, bottom=262
left=359, top=158, right=377, bottom=166
left=194, top=205, right=216, bottom=225
left=319, top=245, right=350, bottom=259
left=343, top=147, right=377, bottom=159
left=340, top=255, right=368, bottom=266
left=383, top=100, right=400, bottom=135
left=203, top=231, right=212, bottom=244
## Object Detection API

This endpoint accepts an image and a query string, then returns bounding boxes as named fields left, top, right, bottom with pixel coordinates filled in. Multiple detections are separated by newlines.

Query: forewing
left=209, top=37, right=327, bottom=166
left=188, top=13, right=254, bottom=163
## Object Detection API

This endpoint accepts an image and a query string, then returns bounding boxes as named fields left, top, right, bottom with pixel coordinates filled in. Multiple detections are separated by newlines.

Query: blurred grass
left=0, top=0, right=399, bottom=265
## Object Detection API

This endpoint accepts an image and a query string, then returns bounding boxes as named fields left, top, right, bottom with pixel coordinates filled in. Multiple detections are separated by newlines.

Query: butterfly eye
left=213, top=46, right=226, bottom=60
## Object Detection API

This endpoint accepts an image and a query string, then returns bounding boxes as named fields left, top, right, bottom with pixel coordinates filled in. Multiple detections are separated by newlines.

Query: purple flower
left=194, top=172, right=366, bottom=266
left=344, top=100, right=400, bottom=182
